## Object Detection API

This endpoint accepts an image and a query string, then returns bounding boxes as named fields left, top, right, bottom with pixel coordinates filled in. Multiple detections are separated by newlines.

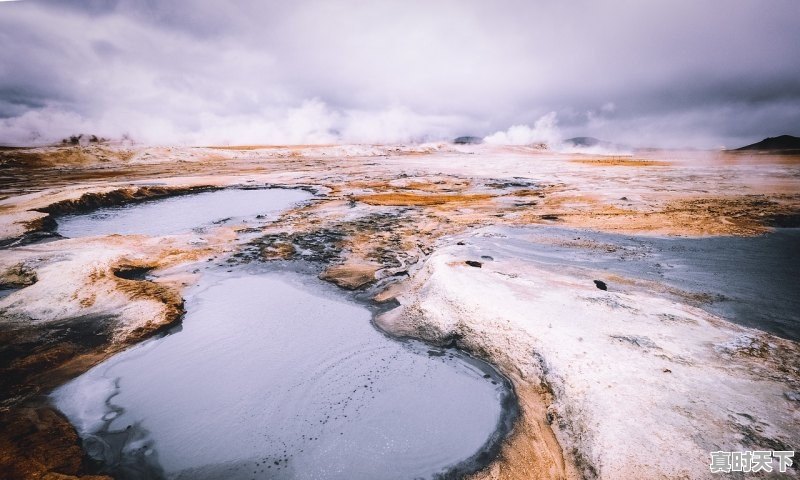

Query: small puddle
left=56, top=188, right=311, bottom=238
left=0, top=286, right=21, bottom=299
left=50, top=189, right=513, bottom=479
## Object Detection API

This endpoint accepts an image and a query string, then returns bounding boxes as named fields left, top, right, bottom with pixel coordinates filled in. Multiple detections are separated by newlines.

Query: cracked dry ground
left=1, top=144, right=799, bottom=479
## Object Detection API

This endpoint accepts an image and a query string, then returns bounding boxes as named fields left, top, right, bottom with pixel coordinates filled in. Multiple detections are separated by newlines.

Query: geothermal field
left=0, top=143, right=797, bottom=479
left=1, top=1, right=799, bottom=479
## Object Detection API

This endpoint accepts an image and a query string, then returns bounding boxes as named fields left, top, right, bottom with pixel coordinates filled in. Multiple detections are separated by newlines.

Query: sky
left=0, top=0, right=799, bottom=148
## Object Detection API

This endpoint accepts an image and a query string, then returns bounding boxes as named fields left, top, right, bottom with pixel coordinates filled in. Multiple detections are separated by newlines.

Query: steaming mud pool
left=49, top=189, right=513, bottom=480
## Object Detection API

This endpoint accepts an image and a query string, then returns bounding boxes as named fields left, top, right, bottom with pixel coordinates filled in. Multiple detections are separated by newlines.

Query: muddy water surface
left=51, top=189, right=512, bottom=479
left=466, top=226, right=800, bottom=341
left=56, top=188, right=311, bottom=237
left=53, top=269, right=510, bottom=479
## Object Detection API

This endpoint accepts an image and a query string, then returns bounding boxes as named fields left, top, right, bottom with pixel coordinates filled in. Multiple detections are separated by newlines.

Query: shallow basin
left=55, top=188, right=311, bottom=237
left=53, top=268, right=510, bottom=479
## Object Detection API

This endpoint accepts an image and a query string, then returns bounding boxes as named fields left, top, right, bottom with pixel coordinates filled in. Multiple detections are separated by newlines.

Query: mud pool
left=46, top=188, right=512, bottom=479
left=52, top=267, right=511, bottom=479
left=55, top=188, right=312, bottom=238
left=463, top=226, right=800, bottom=341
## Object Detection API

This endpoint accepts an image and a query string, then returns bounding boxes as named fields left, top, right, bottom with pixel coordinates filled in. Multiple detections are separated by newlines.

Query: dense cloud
left=1, top=0, right=798, bottom=147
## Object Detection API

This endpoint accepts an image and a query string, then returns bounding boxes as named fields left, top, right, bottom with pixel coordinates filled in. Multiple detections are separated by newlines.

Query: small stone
left=593, top=280, right=607, bottom=290
left=465, top=260, right=482, bottom=268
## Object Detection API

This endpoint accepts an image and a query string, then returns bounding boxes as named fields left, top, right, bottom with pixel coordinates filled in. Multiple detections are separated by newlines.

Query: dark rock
left=593, top=280, right=607, bottom=290
left=465, top=260, right=482, bottom=268
left=485, top=178, right=537, bottom=189
left=112, top=264, right=153, bottom=281
left=610, top=335, right=658, bottom=349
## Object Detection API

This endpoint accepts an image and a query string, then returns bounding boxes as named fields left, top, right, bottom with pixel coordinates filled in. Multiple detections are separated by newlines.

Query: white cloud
left=0, top=0, right=798, bottom=147
left=601, top=102, right=616, bottom=113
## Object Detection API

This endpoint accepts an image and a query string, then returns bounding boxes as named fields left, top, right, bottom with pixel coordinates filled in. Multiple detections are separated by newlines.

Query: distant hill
left=452, top=136, right=483, bottom=145
left=562, top=137, right=630, bottom=152
left=563, top=136, right=603, bottom=147
left=734, top=135, right=800, bottom=152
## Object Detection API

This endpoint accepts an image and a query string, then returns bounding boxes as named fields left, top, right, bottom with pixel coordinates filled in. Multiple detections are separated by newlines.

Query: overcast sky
left=1, top=0, right=798, bottom=147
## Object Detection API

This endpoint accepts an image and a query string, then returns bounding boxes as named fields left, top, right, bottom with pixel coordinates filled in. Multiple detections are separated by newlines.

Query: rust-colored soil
left=0, top=406, right=111, bottom=480
left=569, top=157, right=669, bottom=167
left=355, top=192, right=493, bottom=206
left=319, top=261, right=381, bottom=289
left=469, top=379, right=576, bottom=480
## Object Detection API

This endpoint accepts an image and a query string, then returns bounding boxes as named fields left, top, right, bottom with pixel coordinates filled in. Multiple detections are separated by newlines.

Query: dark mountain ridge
left=734, top=135, right=800, bottom=152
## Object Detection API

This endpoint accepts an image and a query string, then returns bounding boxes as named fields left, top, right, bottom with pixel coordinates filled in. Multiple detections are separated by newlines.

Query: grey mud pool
left=49, top=188, right=515, bottom=480
left=54, top=187, right=312, bottom=238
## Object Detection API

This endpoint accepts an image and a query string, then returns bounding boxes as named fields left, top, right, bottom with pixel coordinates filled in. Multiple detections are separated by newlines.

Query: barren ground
left=0, top=143, right=798, bottom=479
